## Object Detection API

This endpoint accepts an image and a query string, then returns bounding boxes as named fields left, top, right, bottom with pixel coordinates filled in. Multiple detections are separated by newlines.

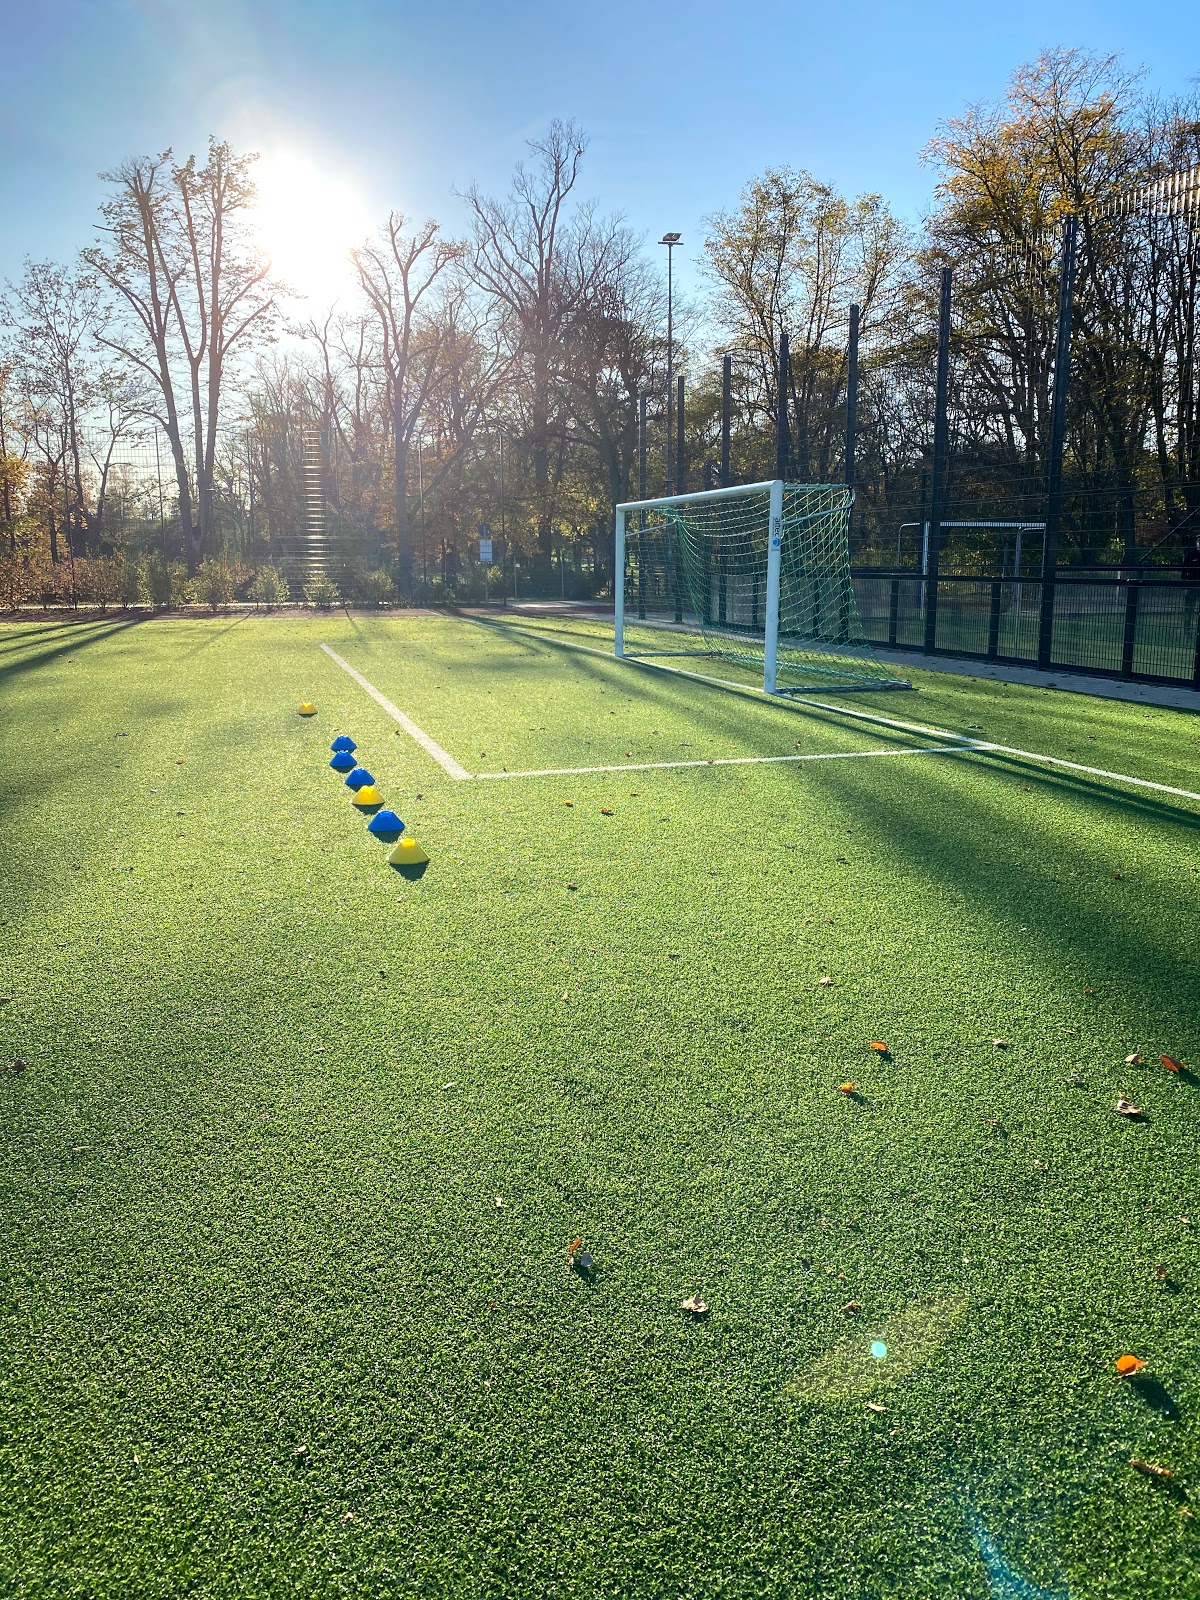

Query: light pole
left=660, top=232, right=681, bottom=495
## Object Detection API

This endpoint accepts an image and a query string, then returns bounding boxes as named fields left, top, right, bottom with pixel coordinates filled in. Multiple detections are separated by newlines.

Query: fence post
left=721, top=355, right=732, bottom=487
left=1120, top=580, right=1139, bottom=678
left=987, top=580, right=1002, bottom=659
left=1038, top=214, right=1078, bottom=671
left=888, top=578, right=900, bottom=646
left=637, top=394, right=647, bottom=620
left=924, top=268, right=953, bottom=655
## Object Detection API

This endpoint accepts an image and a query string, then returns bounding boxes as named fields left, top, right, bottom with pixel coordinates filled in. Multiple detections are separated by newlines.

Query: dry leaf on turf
left=993, top=1039, right=1009, bottom=1049
left=1116, top=1354, right=1147, bottom=1376
left=841, top=1300, right=862, bottom=1314
left=819, top=976, right=834, bottom=987
left=1130, top=1459, right=1173, bottom=1479
left=1161, top=1054, right=1186, bottom=1073
left=1115, top=1098, right=1142, bottom=1117
left=869, top=1041, right=889, bottom=1054
left=563, top=800, right=574, bottom=807
left=1126, top=1052, right=1144, bottom=1065
left=680, top=1295, right=709, bottom=1315
left=494, top=1197, right=504, bottom=1209
left=600, top=807, right=614, bottom=816
left=1155, top=1264, right=1171, bottom=1281
left=865, top=1402, right=887, bottom=1414
left=839, top=1082, right=856, bottom=1095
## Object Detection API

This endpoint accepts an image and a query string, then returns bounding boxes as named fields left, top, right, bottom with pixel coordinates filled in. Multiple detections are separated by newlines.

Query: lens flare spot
left=871, top=1340, right=888, bottom=1360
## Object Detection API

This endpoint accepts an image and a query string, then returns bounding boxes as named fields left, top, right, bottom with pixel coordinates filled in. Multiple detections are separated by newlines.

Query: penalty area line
left=319, top=644, right=472, bottom=780
left=475, top=746, right=968, bottom=780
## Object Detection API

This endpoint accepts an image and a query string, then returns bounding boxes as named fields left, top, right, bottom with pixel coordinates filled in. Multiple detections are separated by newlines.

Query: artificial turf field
left=1, top=611, right=1199, bottom=1600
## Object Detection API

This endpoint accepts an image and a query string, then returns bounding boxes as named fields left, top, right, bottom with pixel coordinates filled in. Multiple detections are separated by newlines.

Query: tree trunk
left=393, top=412, right=412, bottom=598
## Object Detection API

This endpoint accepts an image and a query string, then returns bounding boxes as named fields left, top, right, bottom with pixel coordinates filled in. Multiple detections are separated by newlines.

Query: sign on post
left=478, top=523, right=493, bottom=564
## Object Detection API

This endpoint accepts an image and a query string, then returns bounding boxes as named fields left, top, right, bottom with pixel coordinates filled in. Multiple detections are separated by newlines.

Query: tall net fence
left=622, top=484, right=905, bottom=692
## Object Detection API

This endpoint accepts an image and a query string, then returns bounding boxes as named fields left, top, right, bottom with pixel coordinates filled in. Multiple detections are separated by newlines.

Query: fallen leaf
left=839, top=1082, right=856, bottom=1094
left=1161, top=1054, right=1186, bottom=1073
left=441, top=1081, right=456, bottom=1091
left=1083, top=986, right=1095, bottom=994
left=563, top=800, right=574, bottom=807
left=1115, top=1098, right=1142, bottom=1117
left=567, top=1238, right=583, bottom=1259
left=865, top=1401, right=887, bottom=1414
left=680, top=1295, right=709, bottom=1315
left=561, top=991, right=569, bottom=1002
left=819, top=976, right=834, bottom=987
left=841, top=1300, right=862, bottom=1314
left=1115, top=1354, right=1147, bottom=1376
left=494, top=1196, right=504, bottom=1209
left=1125, top=1052, right=1144, bottom=1065
left=10, top=1058, right=27, bottom=1074
left=600, top=807, right=614, bottom=816
left=993, top=1038, right=1009, bottom=1049
left=1129, top=1459, right=1173, bottom=1479
left=1065, top=1073, right=1086, bottom=1087
left=1155, top=1264, right=1170, bottom=1282
left=339, top=1511, right=356, bottom=1524
left=869, top=1041, right=889, bottom=1054
left=1112, top=871, right=1124, bottom=880
left=566, top=882, right=578, bottom=890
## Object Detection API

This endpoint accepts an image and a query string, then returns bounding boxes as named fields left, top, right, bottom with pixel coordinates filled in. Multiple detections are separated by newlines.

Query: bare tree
left=84, top=139, right=280, bottom=571
left=350, top=214, right=466, bottom=594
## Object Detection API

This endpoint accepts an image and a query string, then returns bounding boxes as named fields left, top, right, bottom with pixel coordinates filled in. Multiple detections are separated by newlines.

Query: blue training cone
left=344, top=767, right=374, bottom=791
left=330, top=735, right=357, bottom=753
left=329, top=751, right=357, bottom=773
left=366, top=809, right=404, bottom=837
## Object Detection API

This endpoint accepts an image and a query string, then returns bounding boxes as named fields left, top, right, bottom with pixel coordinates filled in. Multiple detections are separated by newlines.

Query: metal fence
left=853, top=571, right=1200, bottom=688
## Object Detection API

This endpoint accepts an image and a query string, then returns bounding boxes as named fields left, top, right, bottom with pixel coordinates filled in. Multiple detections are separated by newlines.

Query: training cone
left=298, top=701, right=317, bottom=716
left=366, top=809, right=404, bottom=836
left=330, top=736, right=357, bottom=753
left=387, top=836, right=428, bottom=866
left=329, top=751, right=357, bottom=773
left=344, top=767, right=374, bottom=790
left=353, top=784, right=383, bottom=808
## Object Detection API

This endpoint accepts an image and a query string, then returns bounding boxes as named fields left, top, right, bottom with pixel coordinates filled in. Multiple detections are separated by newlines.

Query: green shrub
left=195, top=560, right=235, bottom=612
left=303, top=572, right=341, bottom=610
left=76, top=557, right=120, bottom=611
left=359, top=568, right=397, bottom=607
left=118, top=558, right=150, bottom=609
left=147, top=559, right=190, bottom=610
left=248, top=566, right=291, bottom=609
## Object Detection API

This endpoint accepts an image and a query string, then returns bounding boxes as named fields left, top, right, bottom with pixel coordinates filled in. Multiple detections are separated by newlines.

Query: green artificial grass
left=1, top=611, right=1198, bottom=1599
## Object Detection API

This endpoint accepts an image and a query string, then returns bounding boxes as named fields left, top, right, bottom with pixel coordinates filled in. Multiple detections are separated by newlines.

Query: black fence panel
left=854, top=572, right=1200, bottom=689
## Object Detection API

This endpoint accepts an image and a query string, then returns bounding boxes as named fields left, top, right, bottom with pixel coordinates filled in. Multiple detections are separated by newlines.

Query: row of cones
left=327, top=732, right=428, bottom=868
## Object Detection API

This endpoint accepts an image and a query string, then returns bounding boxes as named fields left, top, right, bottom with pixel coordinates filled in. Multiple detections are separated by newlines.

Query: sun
left=252, top=151, right=373, bottom=308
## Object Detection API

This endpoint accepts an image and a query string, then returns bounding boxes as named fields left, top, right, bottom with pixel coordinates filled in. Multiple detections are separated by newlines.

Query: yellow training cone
left=298, top=701, right=317, bottom=716
left=387, top=837, right=429, bottom=865
left=352, top=784, right=383, bottom=807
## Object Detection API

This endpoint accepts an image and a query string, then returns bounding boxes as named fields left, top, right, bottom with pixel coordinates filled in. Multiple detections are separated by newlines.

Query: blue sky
left=1, top=0, right=1197, bottom=307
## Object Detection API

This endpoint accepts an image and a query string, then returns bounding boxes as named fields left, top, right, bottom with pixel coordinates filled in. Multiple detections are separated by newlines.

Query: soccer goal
left=614, top=479, right=907, bottom=694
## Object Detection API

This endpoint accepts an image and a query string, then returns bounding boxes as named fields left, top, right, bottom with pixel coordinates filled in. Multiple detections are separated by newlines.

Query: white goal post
left=614, top=478, right=903, bottom=695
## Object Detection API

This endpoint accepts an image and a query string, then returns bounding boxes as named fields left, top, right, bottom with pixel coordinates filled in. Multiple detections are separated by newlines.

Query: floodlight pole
left=1038, top=214, right=1078, bottom=671
left=637, top=393, right=647, bottom=619
left=845, top=304, right=860, bottom=493
left=661, top=233, right=681, bottom=495
left=775, top=330, right=790, bottom=482
left=720, top=354, right=732, bottom=486
left=924, top=267, right=953, bottom=655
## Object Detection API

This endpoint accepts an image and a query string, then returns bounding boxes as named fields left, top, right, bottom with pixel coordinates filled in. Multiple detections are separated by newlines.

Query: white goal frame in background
left=615, top=479, right=785, bottom=691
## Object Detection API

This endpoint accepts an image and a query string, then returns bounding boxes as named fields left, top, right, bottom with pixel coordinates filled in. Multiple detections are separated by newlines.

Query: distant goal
left=614, top=479, right=907, bottom=694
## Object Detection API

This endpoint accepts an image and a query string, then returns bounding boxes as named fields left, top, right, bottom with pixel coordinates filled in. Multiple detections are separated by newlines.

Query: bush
left=145, top=558, right=193, bottom=610
left=359, top=568, right=397, bottom=607
left=194, top=560, right=235, bottom=612
left=76, top=557, right=120, bottom=611
left=247, top=566, right=291, bottom=609
left=303, top=572, right=341, bottom=610
left=118, top=558, right=150, bottom=609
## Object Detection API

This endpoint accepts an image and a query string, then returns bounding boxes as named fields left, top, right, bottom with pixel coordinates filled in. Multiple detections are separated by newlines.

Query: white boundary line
left=474, top=622, right=1200, bottom=804
left=475, top=746, right=968, bottom=780
left=320, top=643, right=473, bottom=780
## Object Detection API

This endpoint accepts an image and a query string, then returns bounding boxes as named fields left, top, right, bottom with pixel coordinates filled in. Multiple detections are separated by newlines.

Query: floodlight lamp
left=660, top=232, right=682, bottom=246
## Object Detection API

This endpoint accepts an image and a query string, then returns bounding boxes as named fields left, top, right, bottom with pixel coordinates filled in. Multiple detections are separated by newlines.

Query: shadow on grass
left=0, top=618, right=145, bottom=687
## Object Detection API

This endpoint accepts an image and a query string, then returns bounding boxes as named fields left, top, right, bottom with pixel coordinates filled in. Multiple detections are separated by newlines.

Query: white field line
left=319, top=644, right=472, bottom=780
left=484, top=624, right=1200, bottom=804
left=474, top=746, right=968, bottom=780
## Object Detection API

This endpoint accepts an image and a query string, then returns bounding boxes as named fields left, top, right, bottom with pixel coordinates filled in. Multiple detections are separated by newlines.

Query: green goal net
left=615, top=480, right=906, bottom=694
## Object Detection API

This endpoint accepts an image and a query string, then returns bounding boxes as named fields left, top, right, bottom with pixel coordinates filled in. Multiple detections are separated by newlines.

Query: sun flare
left=252, top=151, right=372, bottom=307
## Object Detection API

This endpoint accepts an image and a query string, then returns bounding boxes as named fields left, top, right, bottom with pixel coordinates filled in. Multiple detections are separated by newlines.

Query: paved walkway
left=872, top=649, right=1200, bottom=712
